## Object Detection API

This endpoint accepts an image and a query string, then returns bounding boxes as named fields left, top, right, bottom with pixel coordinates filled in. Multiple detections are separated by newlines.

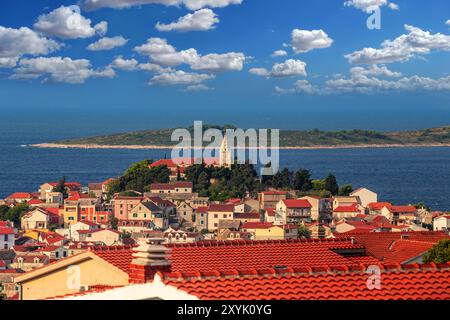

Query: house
left=233, top=212, right=261, bottom=224
left=176, top=201, right=195, bottom=224
left=275, top=199, right=312, bottom=225
left=11, top=253, right=49, bottom=271
left=21, top=208, right=51, bottom=230
left=433, top=215, right=450, bottom=231
left=148, top=197, right=176, bottom=216
left=69, top=221, right=102, bottom=241
left=77, top=229, right=121, bottom=246
left=44, top=192, right=63, bottom=206
left=263, top=208, right=276, bottom=223
left=258, top=191, right=287, bottom=210
left=0, top=222, right=15, bottom=250
left=80, top=210, right=111, bottom=225
left=129, top=202, right=168, bottom=230
left=164, top=229, right=203, bottom=244
left=332, top=196, right=360, bottom=210
left=333, top=203, right=363, bottom=220
left=6, top=192, right=33, bottom=203
left=350, top=188, right=378, bottom=208
left=149, top=182, right=193, bottom=195
left=381, top=205, right=418, bottom=225
left=63, top=193, right=99, bottom=227
left=35, top=245, right=68, bottom=261
left=217, top=229, right=253, bottom=241
left=299, top=195, right=328, bottom=221
left=367, top=202, right=393, bottom=215
left=194, top=206, right=208, bottom=231
left=39, top=182, right=81, bottom=200
left=206, top=204, right=235, bottom=231
left=113, top=196, right=143, bottom=221
left=240, top=222, right=297, bottom=240
left=118, top=220, right=155, bottom=233
left=334, top=220, right=377, bottom=234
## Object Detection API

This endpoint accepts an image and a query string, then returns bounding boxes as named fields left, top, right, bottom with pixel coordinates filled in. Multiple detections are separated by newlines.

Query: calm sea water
left=0, top=121, right=449, bottom=211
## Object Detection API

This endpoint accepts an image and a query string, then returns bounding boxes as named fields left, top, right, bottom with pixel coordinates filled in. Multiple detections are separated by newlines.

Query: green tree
left=6, top=203, right=30, bottom=227
left=110, top=217, right=119, bottom=230
left=423, top=239, right=450, bottom=264
left=298, top=224, right=311, bottom=239
left=324, top=174, right=339, bottom=196
left=339, top=184, right=354, bottom=196
left=0, top=205, right=9, bottom=221
left=53, top=176, right=68, bottom=198
left=197, top=172, right=211, bottom=197
left=293, top=169, right=313, bottom=191
left=312, top=179, right=325, bottom=191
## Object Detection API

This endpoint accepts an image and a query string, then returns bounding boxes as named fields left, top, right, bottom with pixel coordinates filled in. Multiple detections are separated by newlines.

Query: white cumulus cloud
left=0, top=26, right=60, bottom=68
left=271, top=50, right=288, bottom=57
left=87, top=36, right=128, bottom=51
left=149, top=70, right=214, bottom=86
left=10, top=56, right=115, bottom=84
left=81, top=0, right=242, bottom=11
left=156, top=9, right=219, bottom=32
left=345, top=24, right=450, bottom=64
left=249, top=59, right=307, bottom=78
left=344, top=0, right=399, bottom=12
left=34, top=5, right=107, bottom=39
left=134, top=37, right=245, bottom=72
left=291, top=28, right=333, bottom=54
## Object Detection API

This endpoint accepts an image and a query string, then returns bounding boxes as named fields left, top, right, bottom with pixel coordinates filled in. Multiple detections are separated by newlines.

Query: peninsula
left=30, top=125, right=450, bottom=150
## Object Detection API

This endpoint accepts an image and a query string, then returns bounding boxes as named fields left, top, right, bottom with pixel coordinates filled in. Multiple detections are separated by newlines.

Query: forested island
left=31, top=125, right=450, bottom=149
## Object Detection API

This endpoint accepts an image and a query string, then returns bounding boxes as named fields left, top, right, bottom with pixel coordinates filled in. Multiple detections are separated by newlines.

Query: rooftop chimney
left=128, top=238, right=171, bottom=284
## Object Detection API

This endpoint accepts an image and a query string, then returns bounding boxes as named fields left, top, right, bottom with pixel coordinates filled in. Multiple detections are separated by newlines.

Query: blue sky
left=0, top=0, right=449, bottom=131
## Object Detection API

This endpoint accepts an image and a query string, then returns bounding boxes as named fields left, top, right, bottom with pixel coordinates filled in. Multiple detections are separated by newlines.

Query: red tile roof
left=28, top=199, right=43, bottom=205
left=389, top=206, right=417, bottom=213
left=6, top=192, right=32, bottom=199
left=208, top=204, right=235, bottom=212
left=282, top=199, right=312, bottom=209
left=334, top=203, right=360, bottom=213
left=0, top=226, right=14, bottom=235
left=162, top=263, right=450, bottom=300
left=367, top=202, right=392, bottom=210
left=92, top=239, right=376, bottom=276
left=233, top=212, right=260, bottom=220
left=336, top=231, right=450, bottom=264
left=241, top=222, right=274, bottom=229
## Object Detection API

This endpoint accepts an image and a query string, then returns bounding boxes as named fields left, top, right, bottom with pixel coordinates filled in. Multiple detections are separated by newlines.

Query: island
left=30, top=125, right=450, bottom=150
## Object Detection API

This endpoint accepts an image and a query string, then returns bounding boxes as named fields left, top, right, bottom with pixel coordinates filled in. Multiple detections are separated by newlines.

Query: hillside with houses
left=1, top=143, right=449, bottom=300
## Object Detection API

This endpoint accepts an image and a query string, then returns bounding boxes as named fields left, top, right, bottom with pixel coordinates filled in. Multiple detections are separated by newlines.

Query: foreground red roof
left=92, top=239, right=376, bottom=275
left=163, top=263, right=450, bottom=300
left=336, top=231, right=450, bottom=264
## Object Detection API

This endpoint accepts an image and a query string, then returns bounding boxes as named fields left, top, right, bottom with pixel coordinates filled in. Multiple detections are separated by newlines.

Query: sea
left=0, top=119, right=449, bottom=211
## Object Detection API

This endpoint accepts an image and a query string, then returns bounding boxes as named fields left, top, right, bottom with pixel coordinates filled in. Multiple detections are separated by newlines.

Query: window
left=4, top=244, right=8, bottom=250
left=55, top=252, right=59, bottom=258
left=214, top=223, right=218, bottom=227
left=133, top=214, right=138, bottom=218
left=4, top=235, right=8, bottom=241
left=214, top=214, right=218, bottom=219
left=63, top=251, right=67, bottom=257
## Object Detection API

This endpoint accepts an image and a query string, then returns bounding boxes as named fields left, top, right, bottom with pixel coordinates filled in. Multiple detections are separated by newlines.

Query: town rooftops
left=47, top=182, right=81, bottom=188
left=282, top=199, right=312, bottom=209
